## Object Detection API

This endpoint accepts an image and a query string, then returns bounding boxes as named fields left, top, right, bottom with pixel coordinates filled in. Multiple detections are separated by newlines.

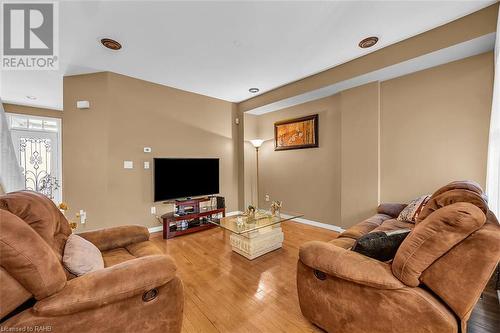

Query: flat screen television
left=153, top=158, right=220, bottom=202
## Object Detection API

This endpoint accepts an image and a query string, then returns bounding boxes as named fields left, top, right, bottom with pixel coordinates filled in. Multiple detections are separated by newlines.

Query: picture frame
left=274, top=114, right=319, bottom=151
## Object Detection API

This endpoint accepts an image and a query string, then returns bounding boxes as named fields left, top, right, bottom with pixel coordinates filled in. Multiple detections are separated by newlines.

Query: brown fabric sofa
left=0, top=191, right=183, bottom=332
left=297, top=181, right=500, bottom=333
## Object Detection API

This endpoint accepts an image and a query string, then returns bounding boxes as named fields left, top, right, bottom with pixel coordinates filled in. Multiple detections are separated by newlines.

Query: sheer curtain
left=0, top=101, right=24, bottom=193
left=486, top=7, right=500, bottom=217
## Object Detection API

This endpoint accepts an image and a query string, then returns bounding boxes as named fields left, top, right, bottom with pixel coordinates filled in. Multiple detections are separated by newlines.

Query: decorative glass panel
left=18, top=137, right=60, bottom=199
left=28, top=119, right=43, bottom=130
left=43, top=120, right=57, bottom=131
left=10, top=116, right=28, bottom=129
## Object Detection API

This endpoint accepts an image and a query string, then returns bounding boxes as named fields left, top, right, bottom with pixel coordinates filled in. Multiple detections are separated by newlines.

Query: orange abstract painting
left=274, top=114, right=318, bottom=150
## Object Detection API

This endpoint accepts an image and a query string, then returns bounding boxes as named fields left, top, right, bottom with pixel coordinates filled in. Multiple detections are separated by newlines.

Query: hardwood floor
left=150, top=221, right=499, bottom=333
left=151, top=221, right=332, bottom=333
left=468, top=270, right=500, bottom=333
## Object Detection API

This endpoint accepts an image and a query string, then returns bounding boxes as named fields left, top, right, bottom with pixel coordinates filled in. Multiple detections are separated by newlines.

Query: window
left=486, top=9, right=500, bottom=218
left=6, top=113, right=62, bottom=203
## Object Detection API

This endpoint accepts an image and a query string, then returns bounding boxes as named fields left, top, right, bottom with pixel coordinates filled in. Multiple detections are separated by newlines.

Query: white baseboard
left=228, top=211, right=344, bottom=233
left=148, top=225, right=163, bottom=234
left=280, top=213, right=345, bottom=233
left=148, top=211, right=345, bottom=234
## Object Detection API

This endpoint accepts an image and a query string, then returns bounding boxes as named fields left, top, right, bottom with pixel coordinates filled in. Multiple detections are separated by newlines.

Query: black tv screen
left=154, top=158, right=219, bottom=201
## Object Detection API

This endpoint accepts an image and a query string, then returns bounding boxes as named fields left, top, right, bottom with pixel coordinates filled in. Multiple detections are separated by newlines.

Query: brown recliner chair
left=0, top=191, right=183, bottom=332
left=297, top=181, right=500, bottom=333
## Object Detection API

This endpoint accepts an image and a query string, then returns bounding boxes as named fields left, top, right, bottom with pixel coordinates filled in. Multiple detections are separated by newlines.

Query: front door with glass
left=6, top=113, right=61, bottom=203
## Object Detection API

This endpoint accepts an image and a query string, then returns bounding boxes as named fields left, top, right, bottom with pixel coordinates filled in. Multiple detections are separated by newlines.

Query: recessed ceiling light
left=358, top=36, right=379, bottom=48
left=26, top=95, right=37, bottom=100
left=249, top=88, right=259, bottom=93
left=101, top=38, right=122, bottom=50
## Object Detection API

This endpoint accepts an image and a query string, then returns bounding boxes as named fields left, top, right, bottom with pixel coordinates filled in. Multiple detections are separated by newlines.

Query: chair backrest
left=392, top=181, right=500, bottom=323
left=416, top=180, right=488, bottom=223
left=0, top=191, right=70, bottom=319
left=0, top=191, right=72, bottom=259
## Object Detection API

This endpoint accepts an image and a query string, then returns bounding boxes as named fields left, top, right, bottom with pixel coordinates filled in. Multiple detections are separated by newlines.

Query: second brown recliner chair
left=0, top=191, right=184, bottom=332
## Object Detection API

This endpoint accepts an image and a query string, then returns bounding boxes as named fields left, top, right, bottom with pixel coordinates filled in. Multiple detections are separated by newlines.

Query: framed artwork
left=274, top=114, right=319, bottom=151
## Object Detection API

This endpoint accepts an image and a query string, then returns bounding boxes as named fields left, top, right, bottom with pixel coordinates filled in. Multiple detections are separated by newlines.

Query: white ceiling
left=247, top=33, right=496, bottom=114
left=0, top=0, right=496, bottom=110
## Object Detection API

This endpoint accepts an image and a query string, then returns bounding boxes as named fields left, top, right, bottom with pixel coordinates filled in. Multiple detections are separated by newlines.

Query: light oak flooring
left=151, top=221, right=500, bottom=333
left=468, top=270, right=500, bottom=333
left=151, top=221, right=333, bottom=333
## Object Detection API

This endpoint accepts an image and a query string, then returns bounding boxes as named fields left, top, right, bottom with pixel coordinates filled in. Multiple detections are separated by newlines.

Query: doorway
left=6, top=113, right=62, bottom=203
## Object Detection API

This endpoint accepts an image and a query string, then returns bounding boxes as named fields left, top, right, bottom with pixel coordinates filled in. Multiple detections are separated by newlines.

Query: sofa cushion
left=102, top=248, right=136, bottom=267
left=377, top=203, right=407, bottom=218
left=392, top=202, right=486, bottom=287
left=63, top=234, right=104, bottom=276
left=101, top=241, right=163, bottom=267
left=371, top=219, right=414, bottom=233
left=397, top=195, right=430, bottom=223
left=126, top=240, right=163, bottom=257
left=340, top=213, right=392, bottom=240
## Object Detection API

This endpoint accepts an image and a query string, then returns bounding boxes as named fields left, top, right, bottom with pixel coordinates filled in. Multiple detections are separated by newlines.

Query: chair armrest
left=34, top=255, right=176, bottom=316
left=78, top=225, right=149, bottom=251
left=377, top=203, right=407, bottom=218
left=299, top=241, right=405, bottom=289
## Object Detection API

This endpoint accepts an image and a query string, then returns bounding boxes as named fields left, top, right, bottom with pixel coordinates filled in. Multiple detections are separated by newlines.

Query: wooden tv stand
left=161, top=197, right=225, bottom=239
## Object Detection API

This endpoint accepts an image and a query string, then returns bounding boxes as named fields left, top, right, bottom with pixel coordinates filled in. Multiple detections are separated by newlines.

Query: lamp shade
left=250, top=139, right=264, bottom=148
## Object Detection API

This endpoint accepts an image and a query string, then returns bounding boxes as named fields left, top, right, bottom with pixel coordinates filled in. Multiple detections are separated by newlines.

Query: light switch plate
left=76, top=101, right=90, bottom=109
left=124, top=161, right=133, bottom=169
left=79, top=210, right=86, bottom=224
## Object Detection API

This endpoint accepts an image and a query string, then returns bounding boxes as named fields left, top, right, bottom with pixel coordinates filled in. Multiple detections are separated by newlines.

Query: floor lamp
left=250, top=139, right=264, bottom=207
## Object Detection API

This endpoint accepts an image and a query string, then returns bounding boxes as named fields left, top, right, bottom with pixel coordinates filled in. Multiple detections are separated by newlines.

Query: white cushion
left=63, top=234, right=104, bottom=276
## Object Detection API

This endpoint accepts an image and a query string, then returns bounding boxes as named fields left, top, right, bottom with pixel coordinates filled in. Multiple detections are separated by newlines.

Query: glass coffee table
left=209, top=210, right=303, bottom=260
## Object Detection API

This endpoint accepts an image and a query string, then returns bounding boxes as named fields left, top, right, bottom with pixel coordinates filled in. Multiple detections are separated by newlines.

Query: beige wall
left=252, top=96, right=342, bottom=225
left=380, top=52, right=493, bottom=202
left=3, top=52, right=493, bottom=231
left=340, top=82, right=380, bottom=227
left=246, top=52, right=493, bottom=228
left=63, top=72, right=239, bottom=231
